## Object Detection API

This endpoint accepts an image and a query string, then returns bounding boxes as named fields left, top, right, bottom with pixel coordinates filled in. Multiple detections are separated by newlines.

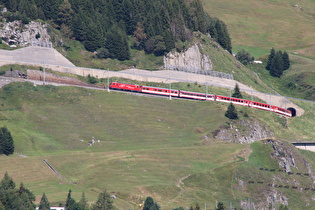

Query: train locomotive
left=109, top=82, right=292, bottom=117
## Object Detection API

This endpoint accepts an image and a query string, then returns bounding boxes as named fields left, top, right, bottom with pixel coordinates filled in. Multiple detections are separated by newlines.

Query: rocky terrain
left=0, top=20, right=51, bottom=47
left=212, top=118, right=274, bottom=144
left=164, top=43, right=213, bottom=71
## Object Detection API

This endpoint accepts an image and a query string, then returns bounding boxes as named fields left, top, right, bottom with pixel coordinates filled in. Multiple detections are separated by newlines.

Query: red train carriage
left=141, top=86, right=179, bottom=97
left=215, top=95, right=251, bottom=106
left=109, top=82, right=141, bottom=92
left=272, top=106, right=292, bottom=117
left=251, top=101, right=272, bottom=111
left=179, top=90, right=207, bottom=100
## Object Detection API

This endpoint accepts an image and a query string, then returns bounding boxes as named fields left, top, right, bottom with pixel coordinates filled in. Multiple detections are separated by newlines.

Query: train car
left=215, top=95, right=234, bottom=103
left=109, top=82, right=141, bottom=92
left=179, top=90, right=207, bottom=100
left=251, top=101, right=272, bottom=111
left=141, top=86, right=179, bottom=97
left=216, top=95, right=252, bottom=107
left=272, top=106, right=292, bottom=117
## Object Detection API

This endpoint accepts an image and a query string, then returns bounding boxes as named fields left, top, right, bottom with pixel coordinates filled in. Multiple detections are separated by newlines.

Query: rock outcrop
left=212, top=119, right=274, bottom=143
left=164, top=43, right=212, bottom=71
left=0, top=21, right=51, bottom=47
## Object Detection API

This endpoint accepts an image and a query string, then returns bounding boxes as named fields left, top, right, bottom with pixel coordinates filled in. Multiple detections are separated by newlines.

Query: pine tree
left=269, top=51, right=284, bottom=78
left=65, top=189, right=73, bottom=209
left=216, top=202, right=225, bottom=210
left=0, top=127, right=14, bottom=156
left=18, top=183, right=36, bottom=209
left=56, top=0, right=74, bottom=28
left=92, top=189, right=114, bottom=210
left=225, top=103, right=238, bottom=120
left=282, top=51, right=290, bottom=70
left=78, top=192, right=88, bottom=210
left=0, top=172, right=15, bottom=190
left=215, top=20, right=232, bottom=53
left=232, top=83, right=242, bottom=98
left=143, top=196, right=154, bottom=210
left=266, top=48, right=275, bottom=70
left=39, top=193, right=50, bottom=210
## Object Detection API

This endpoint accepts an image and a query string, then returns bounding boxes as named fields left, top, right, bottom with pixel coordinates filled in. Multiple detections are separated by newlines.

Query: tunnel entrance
left=287, top=107, right=296, bottom=117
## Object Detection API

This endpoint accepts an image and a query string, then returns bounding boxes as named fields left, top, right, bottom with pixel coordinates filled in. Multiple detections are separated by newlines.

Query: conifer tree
left=0, top=173, right=35, bottom=209
left=282, top=51, right=290, bottom=70
left=143, top=196, right=154, bottom=210
left=0, top=172, right=15, bottom=190
left=266, top=48, right=275, bottom=70
left=0, top=127, right=14, bottom=156
left=65, top=189, right=73, bottom=209
left=92, top=189, right=114, bottom=210
left=215, top=20, right=232, bottom=53
left=216, top=202, right=226, bottom=210
left=232, top=83, right=242, bottom=98
left=18, top=183, right=36, bottom=209
left=56, top=0, right=74, bottom=28
left=79, top=192, right=88, bottom=210
left=39, top=193, right=50, bottom=210
left=269, top=51, right=284, bottom=78
left=225, top=103, right=238, bottom=120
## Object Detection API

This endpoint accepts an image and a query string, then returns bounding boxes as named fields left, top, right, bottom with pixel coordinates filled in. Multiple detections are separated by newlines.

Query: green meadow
left=0, top=82, right=313, bottom=208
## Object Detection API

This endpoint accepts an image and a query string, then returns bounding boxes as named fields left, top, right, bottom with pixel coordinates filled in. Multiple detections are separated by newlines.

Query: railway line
left=109, top=82, right=293, bottom=117
left=0, top=46, right=304, bottom=116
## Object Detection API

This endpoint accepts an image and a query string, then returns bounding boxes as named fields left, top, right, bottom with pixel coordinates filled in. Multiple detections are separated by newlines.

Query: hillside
left=203, top=0, right=315, bottom=58
left=203, top=0, right=315, bottom=101
left=0, top=82, right=314, bottom=209
left=0, top=0, right=314, bottom=209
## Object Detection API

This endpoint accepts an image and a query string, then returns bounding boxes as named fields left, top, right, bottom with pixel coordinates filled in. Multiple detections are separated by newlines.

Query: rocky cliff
left=212, top=118, right=274, bottom=143
left=0, top=20, right=51, bottom=47
left=164, top=43, right=212, bottom=71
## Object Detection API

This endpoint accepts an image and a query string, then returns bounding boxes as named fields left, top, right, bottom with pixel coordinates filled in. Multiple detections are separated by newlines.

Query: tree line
left=0, top=0, right=232, bottom=60
left=0, top=172, right=114, bottom=210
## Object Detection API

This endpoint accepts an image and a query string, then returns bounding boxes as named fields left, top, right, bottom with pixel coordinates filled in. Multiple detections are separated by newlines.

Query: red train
left=109, top=82, right=292, bottom=117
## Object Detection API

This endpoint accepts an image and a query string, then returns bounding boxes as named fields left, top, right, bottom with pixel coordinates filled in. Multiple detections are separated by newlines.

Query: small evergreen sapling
left=225, top=103, right=238, bottom=120
left=232, top=83, right=242, bottom=98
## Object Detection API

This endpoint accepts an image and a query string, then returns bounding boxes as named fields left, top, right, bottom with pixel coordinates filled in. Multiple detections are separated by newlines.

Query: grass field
left=203, top=0, right=315, bottom=58
left=0, top=82, right=314, bottom=208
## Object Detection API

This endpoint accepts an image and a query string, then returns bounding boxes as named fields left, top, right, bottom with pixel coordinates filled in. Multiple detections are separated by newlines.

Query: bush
left=87, top=74, right=98, bottom=84
left=235, top=49, right=254, bottom=65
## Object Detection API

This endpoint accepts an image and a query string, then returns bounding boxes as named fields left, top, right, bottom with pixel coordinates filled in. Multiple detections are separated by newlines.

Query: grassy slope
left=203, top=0, right=315, bottom=100
left=203, top=0, right=315, bottom=58
left=0, top=82, right=314, bottom=208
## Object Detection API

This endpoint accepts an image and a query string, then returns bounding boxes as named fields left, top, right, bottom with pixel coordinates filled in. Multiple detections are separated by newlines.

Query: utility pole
left=169, top=71, right=171, bottom=100
left=43, top=66, right=45, bottom=85
left=107, top=69, right=110, bottom=92
left=206, top=82, right=208, bottom=100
